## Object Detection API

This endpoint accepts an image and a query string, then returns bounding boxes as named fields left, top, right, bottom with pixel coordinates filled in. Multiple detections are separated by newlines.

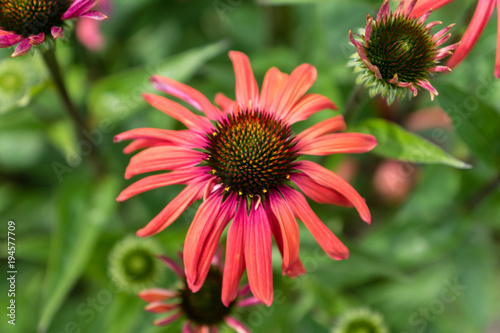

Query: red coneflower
left=116, top=51, right=377, bottom=306
left=0, top=0, right=107, bottom=57
left=139, top=251, right=259, bottom=333
left=348, top=0, right=460, bottom=103
left=401, top=0, right=500, bottom=79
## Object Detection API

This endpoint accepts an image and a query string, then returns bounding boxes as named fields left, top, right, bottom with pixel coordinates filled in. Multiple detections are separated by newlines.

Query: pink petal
left=136, top=179, right=208, bottom=237
left=183, top=323, right=193, bottom=333
left=281, top=187, right=349, bottom=260
left=143, top=93, right=213, bottom=133
left=290, top=173, right=353, bottom=207
left=496, top=0, right=500, bottom=79
left=225, top=317, right=251, bottom=333
left=11, top=39, right=32, bottom=57
left=145, top=302, right=178, bottom=313
left=62, top=0, right=96, bottom=20
left=51, top=26, right=64, bottom=39
left=244, top=204, right=273, bottom=306
left=284, top=93, right=338, bottom=124
left=295, top=115, right=346, bottom=142
left=0, top=32, right=22, bottom=47
left=365, top=16, right=373, bottom=46
left=229, top=51, right=259, bottom=111
left=151, top=75, right=223, bottom=120
left=153, top=311, right=183, bottom=326
left=124, top=146, right=204, bottom=179
left=296, top=160, right=371, bottom=223
left=114, top=128, right=204, bottom=148
left=237, top=297, right=262, bottom=307
left=158, top=255, right=185, bottom=278
left=214, top=92, right=234, bottom=112
left=284, top=259, right=306, bottom=278
left=406, top=0, right=455, bottom=18
left=29, top=33, right=45, bottom=45
left=268, top=193, right=300, bottom=272
left=76, top=18, right=104, bottom=51
left=138, top=288, right=178, bottom=302
left=79, top=10, right=108, bottom=20
left=376, top=0, right=390, bottom=22
left=417, top=79, right=439, bottom=100
left=297, top=133, right=377, bottom=156
left=117, top=168, right=207, bottom=201
left=123, top=139, right=168, bottom=154
left=271, top=64, right=317, bottom=120
left=222, top=199, right=247, bottom=307
left=185, top=193, right=237, bottom=292
left=446, top=0, right=495, bottom=69
left=258, top=67, right=289, bottom=111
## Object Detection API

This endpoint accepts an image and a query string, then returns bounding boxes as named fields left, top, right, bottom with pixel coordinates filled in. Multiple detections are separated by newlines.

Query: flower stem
left=41, top=47, right=106, bottom=175
left=41, top=47, right=87, bottom=135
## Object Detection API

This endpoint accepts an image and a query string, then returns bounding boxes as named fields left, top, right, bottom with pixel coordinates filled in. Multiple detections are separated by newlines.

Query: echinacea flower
left=0, top=0, right=107, bottom=57
left=108, top=236, right=165, bottom=293
left=115, top=51, right=377, bottom=306
left=139, top=251, right=259, bottom=332
left=333, top=308, right=389, bottom=333
left=348, top=0, right=460, bottom=103
left=401, top=0, right=500, bottom=79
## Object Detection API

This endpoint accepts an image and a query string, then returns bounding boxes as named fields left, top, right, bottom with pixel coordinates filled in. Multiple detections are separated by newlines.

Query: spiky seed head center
left=0, top=0, right=71, bottom=37
left=365, top=15, right=436, bottom=83
left=205, top=110, right=298, bottom=197
left=180, top=268, right=232, bottom=325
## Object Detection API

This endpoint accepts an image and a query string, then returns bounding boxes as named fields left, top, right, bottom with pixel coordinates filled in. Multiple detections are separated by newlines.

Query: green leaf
left=353, top=118, right=471, bottom=169
left=88, top=40, right=229, bottom=124
left=436, top=82, right=500, bottom=168
left=38, top=175, right=120, bottom=332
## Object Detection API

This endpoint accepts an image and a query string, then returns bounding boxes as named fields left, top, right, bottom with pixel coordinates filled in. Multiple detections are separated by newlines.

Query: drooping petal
left=284, top=93, right=338, bottom=125
left=284, top=259, right=306, bottom=278
left=268, top=192, right=300, bottom=272
left=297, top=133, right=377, bottom=156
left=271, top=64, right=317, bottom=120
left=117, top=168, right=208, bottom=201
left=496, top=0, right=500, bottom=79
left=143, top=93, right=213, bottom=133
left=151, top=75, right=223, bottom=120
left=225, top=317, right=251, bottom=333
left=446, top=0, right=496, bottom=69
left=258, top=67, right=288, bottom=111
left=290, top=173, right=353, bottom=207
left=79, top=10, right=108, bottom=20
left=185, top=193, right=237, bottom=292
left=237, top=297, right=262, bottom=307
left=281, top=187, right=349, bottom=260
left=138, top=288, right=178, bottom=302
left=153, top=311, right=183, bottom=326
left=158, top=255, right=185, bottom=278
left=145, top=302, right=178, bottom=313
left=124, top=146, right=204, bottom=179
left=114, top=128, right=205, bottom=148
left=244, top=203, right=273, bottom=306
left=295, top=115, right=346, bottom=142
left=296, top=160, right=371, bottom=223
left=0, top=32, right=22, bottom=47
left=51, top=26, right=64, bottom=39
left=123, top=139, right=168, bottom=154
left=136, top=179, right=209, bottom=237
left=11, top=39, right=32, bottom=57
left=62, top=0, right=99, bottom=19
left=229, top=51, right=259, bottom=111
left=222, top=199, right=247, bottom=306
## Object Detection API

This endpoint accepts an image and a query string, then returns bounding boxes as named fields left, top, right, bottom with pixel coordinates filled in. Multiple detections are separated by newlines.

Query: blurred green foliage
left=0, top=0, right=499, bottom=333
